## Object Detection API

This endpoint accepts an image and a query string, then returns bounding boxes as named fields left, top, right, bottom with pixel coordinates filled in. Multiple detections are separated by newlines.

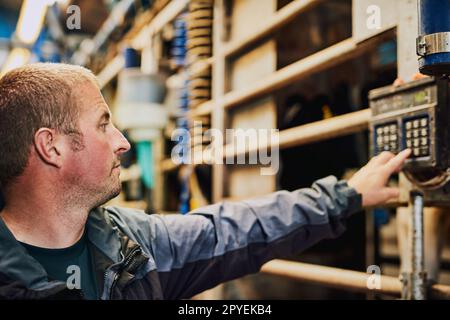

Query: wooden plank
left=132, top=0, right=190, bottom=49
left=227, top=166, right=276, bottom=199
left=210, top=109, right=371, bottom=161
left=352, top=0, right=398, bottom=44
left=229, top=0, right=276, bottom=43
left=184, top=109, right=371, bottom=176
left=397, top=0, right=420, bottom=82
left=188, top=100, right=214, bottom=117
left=121, top=0, right=171, bottom=41
left=211, top=0, right=227, bottom=204
left=222, top=31, right=395, bottom=110
left=97, top=0, right=189, bottom=87
left=224, top=37, right=356, bottom=108
left=97, top=55, right=124, bottom=88
left=189, top=56, right=214, bottom=77
left=196, top=109, right=369, bottom=166
left=225, top=0, right=277, bottom=199
left=191, top=0, right=228, bottom=300
left=229, top=97, right=276, bottom=130
left=224, top=0, right=320, bottom=57
left=276, top=108, right=370, bottom=150
left=161, top=158, right=180, bottom=172
left=152, top=137, right=165, bottom=211
left=229, top=41, right=276, bottom=91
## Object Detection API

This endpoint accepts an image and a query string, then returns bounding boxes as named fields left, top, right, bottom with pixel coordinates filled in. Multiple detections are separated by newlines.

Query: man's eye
left=100, top=123, right=108, bottom=130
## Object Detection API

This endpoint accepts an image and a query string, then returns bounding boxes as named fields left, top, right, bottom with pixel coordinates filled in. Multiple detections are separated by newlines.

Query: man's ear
left=33, top=128, right=63, bottom=168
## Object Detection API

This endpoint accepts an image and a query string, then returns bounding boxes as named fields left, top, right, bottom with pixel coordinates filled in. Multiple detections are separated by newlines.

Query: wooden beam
left=96, top=0, right=189, bottom=88
left=188, top=100, right=214, bottom=117
left=211, top=0, right=227, bottom=203
left=219, top=109, right=371, bottom=160
left=189, top=57, right=214, bottom=78
left=132, top=0, right=190, bottom=49
left=277, top=109, right=370, bottom=150
left=161, top=158, right=180, bottom=172
left=97, top=55, right=124, bottom=88
left=222, top=29, right=395, bottom=110
left=222, top=0, right=321, bottom=57
left=166, top=109, right=370, bottom=175
left=223, top=38, right=356, bottom=109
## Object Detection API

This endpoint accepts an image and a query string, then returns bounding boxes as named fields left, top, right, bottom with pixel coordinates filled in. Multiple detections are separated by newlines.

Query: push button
left=404, top=116, right=430, bottom=158
left=375, top=123, right=398, bottom=154
left=420, top=118, right=428, bottom=127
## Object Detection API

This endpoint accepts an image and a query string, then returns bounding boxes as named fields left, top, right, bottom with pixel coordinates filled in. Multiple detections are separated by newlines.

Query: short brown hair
left=0, top=63, right=98, bottom=188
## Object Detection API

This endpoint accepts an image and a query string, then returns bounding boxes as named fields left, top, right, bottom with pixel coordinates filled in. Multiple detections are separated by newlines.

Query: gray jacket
left=0, top=176, right=361, bottom=300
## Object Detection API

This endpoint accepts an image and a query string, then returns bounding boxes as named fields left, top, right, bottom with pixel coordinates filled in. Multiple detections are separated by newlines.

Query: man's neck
left=0, top=185, right=90, bottom=249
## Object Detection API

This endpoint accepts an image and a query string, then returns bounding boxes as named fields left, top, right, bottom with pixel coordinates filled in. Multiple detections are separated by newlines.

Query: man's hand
left=347, top=149, right=411, bottom=207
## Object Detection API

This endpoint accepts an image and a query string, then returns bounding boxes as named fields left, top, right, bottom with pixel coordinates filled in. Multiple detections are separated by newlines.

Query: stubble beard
left=75, top=174, right=122, bottom=211
left=94, top=175, right=122, bottom=208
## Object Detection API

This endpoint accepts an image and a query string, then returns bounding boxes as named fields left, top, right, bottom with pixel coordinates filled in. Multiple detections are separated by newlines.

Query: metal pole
left=404, top=190, right=427, bottom=300
left=260, top=260, right=450, bottom=299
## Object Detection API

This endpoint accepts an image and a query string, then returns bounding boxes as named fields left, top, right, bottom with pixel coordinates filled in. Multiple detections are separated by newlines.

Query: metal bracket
left=417, top=32, right=450, bottom=57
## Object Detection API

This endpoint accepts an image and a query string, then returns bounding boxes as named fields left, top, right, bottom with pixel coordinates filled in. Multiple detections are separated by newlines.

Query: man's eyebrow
left=98, top=110, right=111, bottom=122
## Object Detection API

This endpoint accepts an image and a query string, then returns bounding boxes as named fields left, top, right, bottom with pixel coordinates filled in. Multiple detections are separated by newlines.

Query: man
left=0, top=63, right=410, bottom=300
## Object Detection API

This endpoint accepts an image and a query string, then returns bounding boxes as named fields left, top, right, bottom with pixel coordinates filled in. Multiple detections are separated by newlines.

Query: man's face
left=62, top=81, right=131, bottom=207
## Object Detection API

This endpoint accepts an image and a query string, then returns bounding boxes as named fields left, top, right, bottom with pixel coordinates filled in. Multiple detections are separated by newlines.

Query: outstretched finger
left=385, top=149, right=411, bottom=173
left=373, top=151, right=395, bottom=166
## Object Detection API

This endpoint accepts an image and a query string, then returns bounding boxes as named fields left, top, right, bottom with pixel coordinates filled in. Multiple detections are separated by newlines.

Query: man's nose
left=114, top=127, right=131, bottom=155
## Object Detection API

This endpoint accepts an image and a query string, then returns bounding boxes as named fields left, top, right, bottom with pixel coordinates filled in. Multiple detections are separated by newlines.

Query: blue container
left=172, top=37, right=187, bottom=47
left=174, top=19, right=186, bottom=29
left=418, top=0, right=450, bottom=75
left=170, top=47, right=187, bottom=56
left=174, top=28, right=187, bottom=37
left=124, top=47, right=140, bottom=68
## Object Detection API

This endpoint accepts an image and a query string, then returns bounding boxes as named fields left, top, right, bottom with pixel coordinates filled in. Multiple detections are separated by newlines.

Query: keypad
left=375, top=123, right=398, bottom=154
left=404, top=116, right=429, bottom=158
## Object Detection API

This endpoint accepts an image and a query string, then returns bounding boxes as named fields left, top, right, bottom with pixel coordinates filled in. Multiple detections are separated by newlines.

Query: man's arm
left=110, top=149, right=410, bottom=299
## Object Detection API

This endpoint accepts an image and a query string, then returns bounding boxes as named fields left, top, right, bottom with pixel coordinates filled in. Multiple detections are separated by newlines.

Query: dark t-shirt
left=19, top=231, right=99, bottom=300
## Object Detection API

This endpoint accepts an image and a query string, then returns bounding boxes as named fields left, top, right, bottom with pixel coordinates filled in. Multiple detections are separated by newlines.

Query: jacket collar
left=0, top=207, right=122, bottom=290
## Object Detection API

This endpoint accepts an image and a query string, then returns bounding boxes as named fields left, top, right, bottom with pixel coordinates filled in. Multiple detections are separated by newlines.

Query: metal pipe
left=406, top=191, right=427, bottom=300
left=261, top=259, right=450, bottom=299
left=261, top=259, right=401, bottom=297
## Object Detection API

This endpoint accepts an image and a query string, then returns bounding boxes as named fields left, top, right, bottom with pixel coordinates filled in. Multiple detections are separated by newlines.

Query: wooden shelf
left=221, top=30, right=395, bottom=111
left=97, top=0, right=189, bottom=88
left=97, top=55, right=125, bottom=88
left=188, top=100, right=214, bottom=117
left=131, top=0, right=189, bottom=50
left=222, top=0, right=321, bottom=57
left=197, top=109, right=371, bottom=164
left=189, top=57, right=214, bottom=77
left=161, top=158, right=181, bottom=172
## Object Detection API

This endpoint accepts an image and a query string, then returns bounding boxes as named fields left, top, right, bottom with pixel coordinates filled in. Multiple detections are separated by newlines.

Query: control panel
left=369, top=77, right=449, bottom=172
